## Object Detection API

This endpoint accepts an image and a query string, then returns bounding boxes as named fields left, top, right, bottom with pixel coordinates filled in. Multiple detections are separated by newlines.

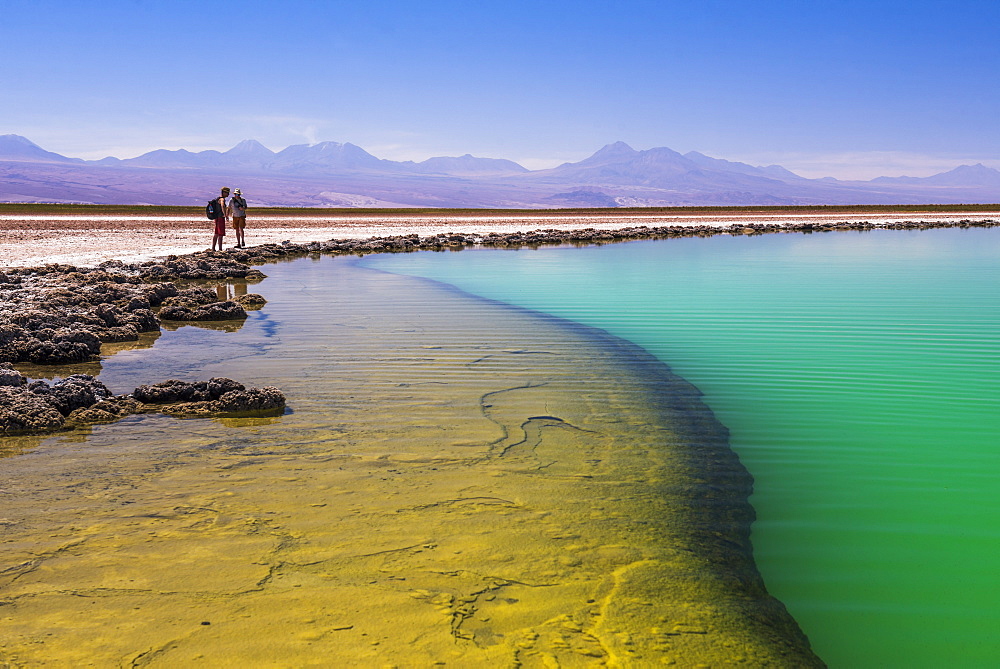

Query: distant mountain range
left=9, top=135, right=527, bottom=177
left=2, top=133, right=999, bottom=208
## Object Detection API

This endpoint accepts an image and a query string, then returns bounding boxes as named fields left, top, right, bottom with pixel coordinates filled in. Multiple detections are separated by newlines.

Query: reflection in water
left=0, top=257, right=820, bottom=667
left=102, top=329, right=162, bottom=355
left=158, top=319, right=247, bottom=333
left=215, top=281, right=249, bottom=302
left=160, top=280, right=255, bottom=332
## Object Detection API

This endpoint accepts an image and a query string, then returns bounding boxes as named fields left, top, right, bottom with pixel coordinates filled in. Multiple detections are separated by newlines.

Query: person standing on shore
left=210, top=187, right=230, bottom=251
left=228, top=188, right=248, bottom=248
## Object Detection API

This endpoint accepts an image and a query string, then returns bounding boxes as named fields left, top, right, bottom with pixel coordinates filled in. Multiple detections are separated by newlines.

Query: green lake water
left=364, top=227, right=1000, bottom=667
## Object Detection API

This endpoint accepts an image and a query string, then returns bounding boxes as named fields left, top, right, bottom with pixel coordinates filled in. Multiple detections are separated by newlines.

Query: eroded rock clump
left=0, top=364, right=285, bottom=435
left=157, top=287, right=247, bottom=321
left=132, top=378, right=285, bottom=416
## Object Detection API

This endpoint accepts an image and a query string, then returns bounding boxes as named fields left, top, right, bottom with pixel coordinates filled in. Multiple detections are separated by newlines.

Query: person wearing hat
left=211, top=187, right=230, bottom=251
left=227, top=188, right=248, bottom=248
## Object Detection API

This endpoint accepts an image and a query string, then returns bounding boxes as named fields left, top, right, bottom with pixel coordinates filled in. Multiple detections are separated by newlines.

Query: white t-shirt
left=229, top=197, right=246, bottom=217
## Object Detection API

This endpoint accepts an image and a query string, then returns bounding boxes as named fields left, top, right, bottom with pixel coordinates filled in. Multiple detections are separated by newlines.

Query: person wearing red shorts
left=211, top=186, right=230, bottom=251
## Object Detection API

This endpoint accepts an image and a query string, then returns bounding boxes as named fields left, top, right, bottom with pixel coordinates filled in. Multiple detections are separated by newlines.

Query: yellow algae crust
left=0, top=257, right=822, bottom=666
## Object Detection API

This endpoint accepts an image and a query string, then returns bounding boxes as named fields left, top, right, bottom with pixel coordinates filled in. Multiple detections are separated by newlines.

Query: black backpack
left=206, top=199, right=221, bottom=219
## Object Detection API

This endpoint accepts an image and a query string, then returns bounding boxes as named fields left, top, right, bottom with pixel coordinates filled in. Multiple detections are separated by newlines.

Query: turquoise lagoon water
left=364, top=227, right=1000, bottom=667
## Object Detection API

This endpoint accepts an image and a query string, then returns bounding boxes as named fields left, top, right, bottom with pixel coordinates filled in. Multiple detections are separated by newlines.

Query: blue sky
left=3, top=0, right=998, bottom=178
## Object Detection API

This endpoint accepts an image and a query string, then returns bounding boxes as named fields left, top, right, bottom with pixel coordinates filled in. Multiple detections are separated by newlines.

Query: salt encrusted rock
left=158, top=301, right=247, bottom=321
left=0, top=327, right=31, bottom=363
left=157, top=288, right=247, bottom=322
left=123, top=296, right=151, bottom=311
left=235, top=293, right=267, bottom=308
left=0, top=267, right=162, bottom=363
left=215, top=386, right=285, bottom=413
left=100, top=325, right=140, bottom=343
left=91, top=304, right=155, bottom=340
left=133, top=377, right=245, bottom=404
left=143, top=282, right=179, bottom=306
left=207, top=377, right=246, bottom=397
left=126, top=309, right=159, bottom=331
left=95, top=303, right=125, bottom=327
left=81, top=281, right=139, bottom=303
left=0, top=363, right=26, bottom=387
left=132, top=378, right=204, bottom=403
left=66, top=396, right=141, bottom=426
left=29, top=374, right=113, bottom=416
left=134, top=379, right=285, bottom=417
left=0, top=376, right=285, bottom=434
left=138, top=257, right=265, bottom=281
left=168, top=287, right=218, bottom=305
left=0, top=386, right=65, bottom=434
left=20, top=331, right=101, bottom=364
left=154, top=386, right=285, bottom=417
left=52, top=328, right=103, bottom=351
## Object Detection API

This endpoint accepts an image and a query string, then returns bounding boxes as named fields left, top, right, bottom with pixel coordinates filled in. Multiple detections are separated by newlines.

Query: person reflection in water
left=216, top=282, right=250, bottom=301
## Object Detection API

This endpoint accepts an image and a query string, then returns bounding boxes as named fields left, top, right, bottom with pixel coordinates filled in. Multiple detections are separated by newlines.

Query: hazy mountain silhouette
left=527, top=143, right=809, bottom=204
left=683, top=151, right=805, bottom=181
left=535, top=142, right=695, bottom=184
left=0, top=134, right=83, bottom=164
left=225, top=139, right=275, bottom=161
left=408, top=154, right=528, bottom=176
left=121, top=148, right=225, bottom=169
left=101, top=139, right=527, bottom=177
left=524, top=142, right=823, bottom=205
left=2, top=134, right=999, bottom=207
left=872, top=163, right=1000, bottom=187
left=266, top=141, right=389, bottom=174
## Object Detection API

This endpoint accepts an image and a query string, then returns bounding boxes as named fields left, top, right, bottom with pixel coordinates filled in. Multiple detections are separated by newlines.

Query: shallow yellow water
left=0, top=257, right=818, bottom=666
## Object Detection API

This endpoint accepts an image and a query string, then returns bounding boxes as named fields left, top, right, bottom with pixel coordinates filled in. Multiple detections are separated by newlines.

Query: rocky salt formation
left=157, top=286, right=247, bottom=321
left=0, top=265, right=159, bottom=364
left=0, top=254, right=278, bottom=433
left=0, top=258, right=264, bottom=364
left=235, top=292, right=267, bottom=309
left=0, top=364, right=285, bottom=435
left=200, top=217, right=999, bottom=264
left=131, top=377, right=286, bottom=416
left=137, top=256, right=268, bottom=282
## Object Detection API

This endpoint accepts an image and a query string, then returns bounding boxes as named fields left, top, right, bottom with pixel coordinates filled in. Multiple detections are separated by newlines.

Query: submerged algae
left=0, top=257, right=821, bottom=666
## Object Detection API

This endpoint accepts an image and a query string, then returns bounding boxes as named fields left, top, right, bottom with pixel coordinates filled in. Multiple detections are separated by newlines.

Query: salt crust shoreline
left=1, top=211, right=996, bottom=268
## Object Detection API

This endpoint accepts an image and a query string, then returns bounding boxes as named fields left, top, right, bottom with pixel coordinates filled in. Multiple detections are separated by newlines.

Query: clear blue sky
left=3, top=0, right=998, bottom=178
